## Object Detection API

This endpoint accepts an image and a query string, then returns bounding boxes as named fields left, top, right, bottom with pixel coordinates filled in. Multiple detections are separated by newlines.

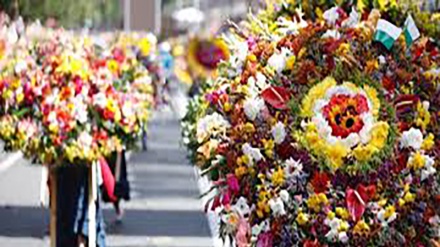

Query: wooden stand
left=88, top=162, right=97, bottom=247
left=47, top=163, right=99, bottom=247
left=49, top=169, right=57, bottom=247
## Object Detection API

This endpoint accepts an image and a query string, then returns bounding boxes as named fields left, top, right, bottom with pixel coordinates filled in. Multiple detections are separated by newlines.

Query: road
left=0, top=105, right=213, bottom=247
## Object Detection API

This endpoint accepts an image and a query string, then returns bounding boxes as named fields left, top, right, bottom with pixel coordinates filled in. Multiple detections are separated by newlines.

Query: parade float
left=0, top=20, right=157, bottom=246
left=182, top=0, right=440, bottom=246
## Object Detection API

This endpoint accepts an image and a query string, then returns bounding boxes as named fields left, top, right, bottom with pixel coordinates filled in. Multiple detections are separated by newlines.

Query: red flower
left=311, top=172, right=331, bottom=193
left=346, top=184, right=376, bottom=221
left=304, top=239, right=321, bottom=247
left=382, top=76, right=395, bottom=92
left=112, top=48, right=126, bottom=63
left=261, top=86, right=291, bottom=110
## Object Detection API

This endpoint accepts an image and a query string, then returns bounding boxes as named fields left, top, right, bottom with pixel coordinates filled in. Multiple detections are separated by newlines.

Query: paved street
left=0, top=105, right=213, bottom=246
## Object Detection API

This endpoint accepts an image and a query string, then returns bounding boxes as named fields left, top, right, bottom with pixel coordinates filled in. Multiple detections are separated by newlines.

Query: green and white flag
left=374, top=19, right=402, bottom=50
left=403, top=15, right=420, bottom=47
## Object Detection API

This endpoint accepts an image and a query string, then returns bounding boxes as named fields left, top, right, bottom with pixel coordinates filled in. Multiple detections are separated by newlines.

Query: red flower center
left=322, top=94, right=369, bottom=138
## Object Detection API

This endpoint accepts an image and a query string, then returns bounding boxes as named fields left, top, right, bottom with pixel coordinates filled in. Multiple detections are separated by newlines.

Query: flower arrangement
left=183, top=1, right=440, bottom=246
left=187, top=37, right=230, bottom=79
left=0, top=20, right=156, bottom=167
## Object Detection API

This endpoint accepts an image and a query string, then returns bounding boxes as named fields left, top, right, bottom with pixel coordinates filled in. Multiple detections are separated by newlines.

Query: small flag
left=374, top=19, right=402, bottom=50
left=403, top=15, right=420, bottom=47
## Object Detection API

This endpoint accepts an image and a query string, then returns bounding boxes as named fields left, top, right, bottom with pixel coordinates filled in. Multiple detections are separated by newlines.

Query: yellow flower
left=336, top=207, right=350, bottom=220
left=16, top=91, right=24, bottom=104
left=235, top=165, right=247, bottom=178
left=339, top=220, right=349, bottom=232
left=107, top=59, right=120, bottom=75
left=369, top=122, right=389, bottom=149
left=363, top=85, right=381, bottom=117
left=403, top=192, right=415, bottom=203
left=256, top=199, right=270, bottom=218
left=263, top=139, right=275, bottom=158
left=324, top=142, right=349, bottom=170
left=247, top=54, right=257, bottom=62
left=353, top=144, right=377, bottom=162
left=298, top=47, right=307, bottom=59
left=138, top=38, right=151, bottom=56
left=422, top=133, right=435, bottom=151
left=378, top=198, right=388, bottom=207
left=378, top=0, right=389, bottom=11
left=384, top=205, right=396, bottom=219
left=271, top=166, right=285, bottom=187
left=296, top=212, right=309, bottom=226
left=301, top=77, right=336, bottom=117
left=223, top=102, right=232, bottom=112
left=286, top=55, right=296, bottom=70
left=416, top=102, right=431, bottom=130
left=243, top=122, right=255, bottom=133
left=337, top=43, right=350, bottom=55
left=327, top=211, right=336, bottom=220
left=307, top=193, right=329, bottom=212
left=353, top=220, right=370, bottom=235
left=408, top=151, right=425, bottom=170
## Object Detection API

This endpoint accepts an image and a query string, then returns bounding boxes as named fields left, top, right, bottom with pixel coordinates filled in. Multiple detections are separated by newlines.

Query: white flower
left=324, top=217, right=341, bottom=240
left=196, top=112, right=230, bottom=142
left=222, top=33, right=248, bottom=63
left=378, top=55, right=386, bottom=64
left=122, top=102, right=134, bottom=118
left=284, top=158, right=303, bottom=179
left=73, top=98, right=88, bottom=124
left=421, top=155, right=436, bottom=181
left=269, top=197, right=286, bottom=216
left=377, top=208, right=397, bottom=227
left=242, top=143, right=263, bottom=165
left=323, top=7, right=340, bottom=26
left=276, top=8, right=308, bottom=36
left=279, top=190, right=290, bottom=203
left=338, top=232, right=349, bottom=243
left=251, top=220, right=270, bottom=237
left=400, top=127, right=424, bottom=150
left=256, top=73, right=267, bottom=88
left=271, top=121, right=286, bottom=144
left=322, top=29, right=341, bottom=39
left=233, top=197, right=251, bottom=217
left=14, top=60, right=27, bottom=74
left=48, top=111, right=57, bottom=124
left=341, top=8, right=360, bottom=28
left=243, top=97, right=265, bottom=121
left=93, top=92, right=107, bottom=108
left=267, top=48, right=291, bottom=74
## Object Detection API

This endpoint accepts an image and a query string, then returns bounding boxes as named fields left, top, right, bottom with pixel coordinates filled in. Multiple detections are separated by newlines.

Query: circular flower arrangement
left=183, top=2, right=440, bottom=246
left=187, top=37, right=230, bottom=78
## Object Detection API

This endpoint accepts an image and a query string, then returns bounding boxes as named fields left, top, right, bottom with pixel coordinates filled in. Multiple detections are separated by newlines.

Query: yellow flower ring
left=301, top=77, right=389, bottom=170
left=187, top=38, right=230, bottom=78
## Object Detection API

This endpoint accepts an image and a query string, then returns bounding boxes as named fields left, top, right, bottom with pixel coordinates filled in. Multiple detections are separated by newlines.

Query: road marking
left=107, top=236, right=212, bottom=247
left=0, top=152, right=23, bottom=174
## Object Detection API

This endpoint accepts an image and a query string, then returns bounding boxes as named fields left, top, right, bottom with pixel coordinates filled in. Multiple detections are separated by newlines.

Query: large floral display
left=0, top=21, right=156, bottom=167
left=182, top=1, right=440, bottom=246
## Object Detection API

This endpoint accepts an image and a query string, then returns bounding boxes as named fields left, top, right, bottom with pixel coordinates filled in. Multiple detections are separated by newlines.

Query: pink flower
left=257, top=232, right=273, bottom=247
left=236, top=217, right=250, bottom=247
left=221, top=191, right=231, bottom=206
left=227, top=173, right=240, bottom=195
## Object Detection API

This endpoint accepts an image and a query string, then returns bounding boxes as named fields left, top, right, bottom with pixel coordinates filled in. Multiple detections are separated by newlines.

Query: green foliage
left=1, top=0, right=121, bottom=29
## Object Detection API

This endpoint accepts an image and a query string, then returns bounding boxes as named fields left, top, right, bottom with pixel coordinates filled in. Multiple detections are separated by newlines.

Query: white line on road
left=0, top=152, right=23, bottom=174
